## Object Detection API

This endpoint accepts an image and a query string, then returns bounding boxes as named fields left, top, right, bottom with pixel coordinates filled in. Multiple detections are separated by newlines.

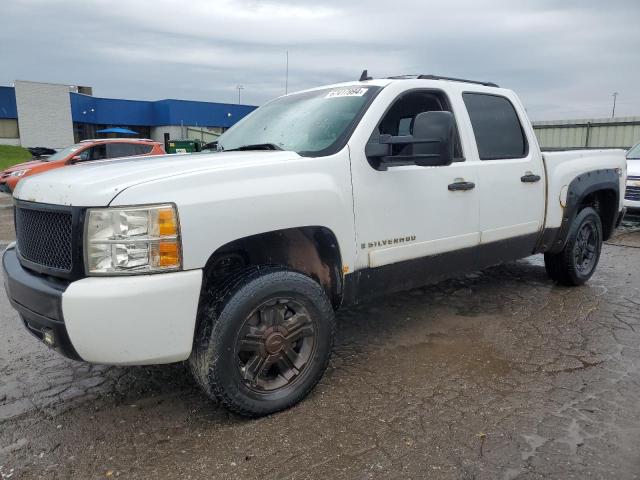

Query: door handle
left=521, top=173, right=541, bottom=183
left=448, top=181, right=475, bottom=191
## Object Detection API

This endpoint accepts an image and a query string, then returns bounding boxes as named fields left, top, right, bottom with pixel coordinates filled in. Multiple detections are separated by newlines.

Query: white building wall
left=14, top=80, right=75, bottom=148
left=150, top=125, right=183, bottom=144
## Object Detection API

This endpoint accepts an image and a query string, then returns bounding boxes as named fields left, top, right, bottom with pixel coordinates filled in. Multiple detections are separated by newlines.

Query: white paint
left=480, top=221, right=540, bottom=244
left=62, top=269, right=202, bottom=365
left=110, top=149, right=357, bottom=272
left=543, top=149, right=627, bottom=227
left=369, top=232, right=480, bottom=268
left=347, top=80, right=482, bottom=271
left=14, top=80, right=74, bottom=148
left=462, top=91, right=545, bottom=243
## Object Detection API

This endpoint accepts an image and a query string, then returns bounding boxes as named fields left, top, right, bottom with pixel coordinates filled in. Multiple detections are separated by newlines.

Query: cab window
left=463, top=93, right=527, bottom=160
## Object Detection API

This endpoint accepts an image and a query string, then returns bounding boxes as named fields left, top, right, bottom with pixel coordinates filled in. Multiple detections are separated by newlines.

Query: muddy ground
left=0, top=197, right=639, bottom=479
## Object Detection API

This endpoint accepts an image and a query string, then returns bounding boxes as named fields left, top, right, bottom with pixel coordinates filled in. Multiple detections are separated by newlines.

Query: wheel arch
left=201, top=226, right=344, bottom=309
left=547, top=168, right=620, bottom=253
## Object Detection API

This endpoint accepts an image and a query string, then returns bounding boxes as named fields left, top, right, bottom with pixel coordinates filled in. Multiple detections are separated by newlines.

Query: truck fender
left=543, top=168, right=620, bottom=254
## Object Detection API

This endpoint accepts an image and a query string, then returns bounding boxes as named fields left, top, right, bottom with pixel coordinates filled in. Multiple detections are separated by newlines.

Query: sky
left=1, top=0, right=639, bottom=120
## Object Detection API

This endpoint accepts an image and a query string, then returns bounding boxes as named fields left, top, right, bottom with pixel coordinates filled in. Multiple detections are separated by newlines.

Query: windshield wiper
left=224, top=143, right=283, bottom=152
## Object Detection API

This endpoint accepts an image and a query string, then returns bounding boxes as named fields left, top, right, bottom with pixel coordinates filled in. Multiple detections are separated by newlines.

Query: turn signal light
left=158, top=240, right=180, bottom=267
left=158, top=208, right=178, bottom=236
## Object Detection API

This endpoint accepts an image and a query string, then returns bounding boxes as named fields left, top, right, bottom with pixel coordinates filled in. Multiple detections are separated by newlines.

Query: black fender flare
left=541, top=168, right=620, bottom=254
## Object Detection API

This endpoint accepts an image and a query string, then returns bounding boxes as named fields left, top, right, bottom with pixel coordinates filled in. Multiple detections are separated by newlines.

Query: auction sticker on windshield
left=326, top=87, right=369, bottom=98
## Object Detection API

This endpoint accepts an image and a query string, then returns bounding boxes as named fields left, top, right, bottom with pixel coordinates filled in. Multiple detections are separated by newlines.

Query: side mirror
left=365, top=111, right=456, bottom=169
left=70, top=155, right=82, bottom=162
left=411, top=111, right=455, bottom=167
left=364, top=131, right=389, bottom=159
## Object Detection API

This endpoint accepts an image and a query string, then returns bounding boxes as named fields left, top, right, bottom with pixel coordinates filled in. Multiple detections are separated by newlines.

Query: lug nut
left=42, top=328, right=56, bottom=347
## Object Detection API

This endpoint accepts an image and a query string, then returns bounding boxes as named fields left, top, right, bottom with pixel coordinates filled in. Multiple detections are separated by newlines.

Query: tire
left=189, top=266, right=335, bottom=417
left=544, top=207, right=603, bottom=286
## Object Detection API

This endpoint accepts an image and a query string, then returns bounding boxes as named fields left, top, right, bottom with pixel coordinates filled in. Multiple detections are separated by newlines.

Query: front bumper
left=3, top=246, right=80, bottom=359
left=3, top=246, right=203, bottom=365
left=623, top=198, right=640, bottom=212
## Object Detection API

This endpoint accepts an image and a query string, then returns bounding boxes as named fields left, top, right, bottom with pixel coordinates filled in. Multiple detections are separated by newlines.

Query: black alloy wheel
left=573, top=220, right=599, bottom=276
left=544, top=206, right=603, bottom=286
left=189, top=267, right=335, bottom=417
left=236, top=298, right=317, bottom=392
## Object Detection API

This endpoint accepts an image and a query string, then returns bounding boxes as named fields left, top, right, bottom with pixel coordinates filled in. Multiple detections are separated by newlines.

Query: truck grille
left=626, top=175, right=640, bottom=202
left=15, top=206, right=74, bottom=272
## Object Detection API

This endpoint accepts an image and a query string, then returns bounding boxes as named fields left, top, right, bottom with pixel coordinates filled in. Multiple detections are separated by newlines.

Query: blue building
left=0, top=80, right=256, bottom=148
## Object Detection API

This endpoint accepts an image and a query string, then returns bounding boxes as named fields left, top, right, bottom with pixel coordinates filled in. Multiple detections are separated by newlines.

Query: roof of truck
left=293, top=72, right=502, bottom=98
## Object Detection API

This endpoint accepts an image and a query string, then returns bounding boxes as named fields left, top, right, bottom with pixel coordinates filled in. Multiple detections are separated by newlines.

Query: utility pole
left=285, top=50, right=289, bottom=95
left=611, top=92, right=618, bottom=118
left=237, top=84, right=244, bottom=104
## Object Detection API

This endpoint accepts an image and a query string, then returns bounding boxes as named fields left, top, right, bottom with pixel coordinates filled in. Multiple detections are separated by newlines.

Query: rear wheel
left=544, top=207, right=603, bottom=286
left=189, top=267, right=335, bottom=417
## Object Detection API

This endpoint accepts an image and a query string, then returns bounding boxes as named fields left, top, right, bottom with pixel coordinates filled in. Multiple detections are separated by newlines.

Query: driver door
left=349, top=89, right=480, bottom=285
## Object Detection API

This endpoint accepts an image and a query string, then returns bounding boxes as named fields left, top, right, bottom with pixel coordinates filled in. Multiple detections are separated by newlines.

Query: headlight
left=10, top=169, right=30, bottom=177
left=85, top=204, right=181, bottom=275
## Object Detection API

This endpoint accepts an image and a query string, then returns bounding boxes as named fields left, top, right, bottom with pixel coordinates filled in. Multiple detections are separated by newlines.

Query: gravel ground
left=0, top=202, right=639, bottom=480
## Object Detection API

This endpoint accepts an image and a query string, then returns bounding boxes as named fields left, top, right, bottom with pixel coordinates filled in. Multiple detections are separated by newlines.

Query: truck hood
left=13, top=151, right=301, bottom=206
left=2, top=159, right=45, bottom=174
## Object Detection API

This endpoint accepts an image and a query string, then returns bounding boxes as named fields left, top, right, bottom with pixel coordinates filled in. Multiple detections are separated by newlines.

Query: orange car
left=0, top=138, right=165, bottom=193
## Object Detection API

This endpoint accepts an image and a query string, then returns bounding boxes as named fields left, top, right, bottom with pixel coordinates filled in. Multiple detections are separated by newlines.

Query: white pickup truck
left=3, top=73, right=627, bottom=417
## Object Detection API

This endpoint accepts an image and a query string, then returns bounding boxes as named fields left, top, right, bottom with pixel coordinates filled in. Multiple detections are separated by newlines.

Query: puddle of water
left=387, top=334, right=515, bottom=383
left=503, top=467, right=525, bottom=480
left=520, top=433, right=547, bottom=460
left=554, top=418, right=584, bottom=456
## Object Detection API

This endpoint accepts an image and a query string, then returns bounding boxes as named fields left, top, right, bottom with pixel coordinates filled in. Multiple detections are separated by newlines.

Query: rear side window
left=106, top=143, right=153, bottom=157
left=463, top=93, right=527, bottom=160
left=107, top=143, right=138, bottom=158
left=133, top=144, right=154, bottom=155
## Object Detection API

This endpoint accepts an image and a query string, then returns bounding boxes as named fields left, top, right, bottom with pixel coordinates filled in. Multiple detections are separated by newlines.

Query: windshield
left=628, top=143, right=640, bottom=159
left=217, top=86, right=381, bottom=156
left=45, top=144, right=83, bottom=161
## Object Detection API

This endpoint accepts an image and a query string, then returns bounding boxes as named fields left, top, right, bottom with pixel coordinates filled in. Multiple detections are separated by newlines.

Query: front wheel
left=544, top=206, right=603, bottom=286
left=189, top=267, right=335, bottom=417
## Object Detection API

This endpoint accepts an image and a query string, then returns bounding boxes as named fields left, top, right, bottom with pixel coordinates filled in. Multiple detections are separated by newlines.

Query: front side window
left=366, top=90, right=463, bottom=170
left=79, top=144, right=107, bottom=161
left=217, top=86, right=381, bottom=156
left=463, top=93, right=527, bottom=160
left=47, top=144, right=83, bottom=162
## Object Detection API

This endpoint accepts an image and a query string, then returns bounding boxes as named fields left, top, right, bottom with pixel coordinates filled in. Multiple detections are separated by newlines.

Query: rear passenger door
left=463, top=92, right=544, bottom=254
